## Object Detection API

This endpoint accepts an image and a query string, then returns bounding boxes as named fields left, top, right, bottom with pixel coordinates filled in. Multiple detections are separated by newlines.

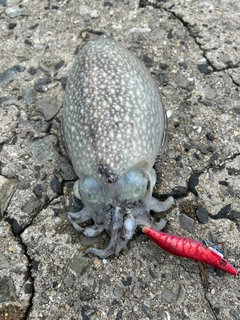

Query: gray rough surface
left=0, top=0, right=239, bottom=319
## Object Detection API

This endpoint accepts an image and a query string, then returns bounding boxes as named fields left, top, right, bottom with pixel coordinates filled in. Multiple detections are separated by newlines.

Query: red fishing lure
left=142, top=226, right=239, bottom=276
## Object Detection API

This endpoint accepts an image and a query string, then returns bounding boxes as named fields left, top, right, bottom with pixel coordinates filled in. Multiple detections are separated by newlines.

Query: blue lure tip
left=204, top=240, right=224, bottom=258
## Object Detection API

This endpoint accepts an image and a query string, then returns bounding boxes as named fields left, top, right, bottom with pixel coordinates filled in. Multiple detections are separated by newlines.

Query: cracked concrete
left=0, top=0, right=239, bottom=319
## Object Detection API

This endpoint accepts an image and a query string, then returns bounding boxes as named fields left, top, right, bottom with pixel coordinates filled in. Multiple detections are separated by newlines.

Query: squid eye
left=117, top=169, right=148, bottom=202
left=78, top=176, right=102, bottom=204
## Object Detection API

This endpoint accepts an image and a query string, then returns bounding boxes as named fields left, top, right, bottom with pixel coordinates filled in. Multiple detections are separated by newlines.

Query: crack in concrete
left=168, top=12, right=240, bottom=73
left=204, top=293, right=218, bottom=320
left=175, top=261, right=221, bottom=319
left=5, top=217, right=34, bottom=320
left=218, top=152, right=240, bottom=165
left=4, top=191, right=62, bottom=319
left=139, top=1, right=240, bottom=73
left=229, top=73, right=240, bottom=87
left=179, top=261, right=199, bottom=275
left=180, top=258, right=221, bottom=320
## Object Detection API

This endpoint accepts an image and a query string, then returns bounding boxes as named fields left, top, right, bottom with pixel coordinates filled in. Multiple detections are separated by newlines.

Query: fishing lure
left=142, top=226, right=239, bottom=276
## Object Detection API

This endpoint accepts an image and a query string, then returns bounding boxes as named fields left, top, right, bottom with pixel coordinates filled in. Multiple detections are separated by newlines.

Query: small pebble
left=32, top=260, right=40, bottom=271
left=209, top=152, right=219, bottom=166
left=203, top=84, right=216, bottom=100
left=198, top=146, right=209, bottom=154
left=39, top=296, right=48, bottom=304
left=185, top=125, right=190, bottom=135
left=12, top=218, right=23, bottom=236
left=33, top=184, right=42, bottom=199
left=35, top=96, right=58, bottom=121
left=79, top=288, right=93, bottom=301
left=226, top=167, right=240, bottom=176
left=122, top=277, right=132, bottom=286
left=93, top=258, right=101, bottom=268
left=132, top=285, right=143, bottom=299
left=0, top=65, right=25, bottom=87
left=176, top=284, right=186, bottom=305
left=34, top=78, right=51, bottom=92
left=39, top=63, right=54, bottom=77
left=141, top=304, right=153, bottom=319
left=183, top=142, right=194, bottom=151
left=55, top=217, right=62, bottom=225
left=0, top=0, right=7, bottom=6
left=206, top=132, right=214, bottom=141
left=79, top=4, right=99, bottom=18
left=102, top=259, right=107, bottom=265
left=210, top=204, right=231, bottom=219
left=129, top=27, right=151, bottom=33
left=167, top=29, right=173, bottom=39
left=57, top=156, right=78, bottom=180
left=196, top=126, right=202, bottom=133
left=166, top=110, right=172, bottom=118
left=0, top=277, right=16, bottom=302
left=8, top=22, right=17, bottom=29
left=174, top=74, right=190, bottom=89
left=218, top=180, right=228, bottom=186
left=175, top=155, right=181, bottom=162
left=18, top=120, right=50, bottom=137
left=100, top=274, right=111, bottom=287
left=229, top=308, right=240, bottom=320
left=55, top=60, right=65, bottom=70
left=180, top=214, right=195, bottom=234
left=143, top=55, right=153, bottom=68
left=24, top=283, right=34, bottom=294
left=22, top=197, right=41, bottom=214
left=179, top=61, right=188, bottom=69
left=234, top=107, right=240, bottom=114
left=206, top=146, right=214, bottom=153
left=48, top=243, right=55, bottom=252
left=169, top=186, right=188, bottom=197
left=148, top=268, right=157, bottom=279
left=199, top=100, right=212, bottom=107
left=29, top=67, right=37, bottom=75
left=116, top=310, right=123, bottom=320
left=161, top=288, right=175, bottom=303
left=64, top=273, right=74, bottom=288
left=103, top=1, right=113, bottom=7
left=0, top=176, right=19, bottom=218
left=228, top=210, right=240, bottom=221
left=69, top=256, right=92, bottom=276
left=61, top=77, right=68, bottom=90
left=24, top=39, right=32, bottom=46
left=29, top=23, right=39, bottom=30
left=0, top=96, right=10, bottom=104
left=196, top=206, right=208, bottom=224
left=198, top=64, right=211, bottom=75
left=50, top=176, right=63, bottom=195
left=5, top=6, right=30, bottom=18
left=155, top=72, right=167, bottom=85
left=29, top=135, right=58, bottom=164
left=22, top=88, right=35, bottom=104
left=113, top=286, right=124, bottom=299
left=189, top=174, right=199, bottom=196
